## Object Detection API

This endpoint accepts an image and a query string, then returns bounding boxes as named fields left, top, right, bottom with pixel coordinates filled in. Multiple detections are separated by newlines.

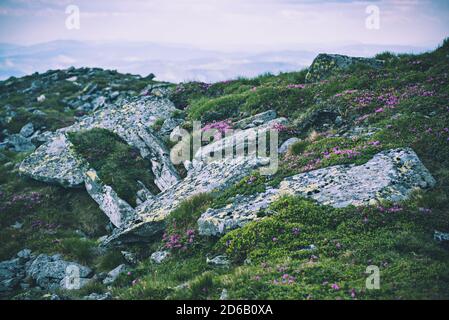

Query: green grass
left=68, top=128, right=160, bottom=207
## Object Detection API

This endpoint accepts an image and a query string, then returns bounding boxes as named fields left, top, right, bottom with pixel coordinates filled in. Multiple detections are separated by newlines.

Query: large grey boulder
left=194, top=118, right=287, bottom=163
left=150, top=251, right=170, bottom=264
left=279, top=148, right=435, bottom=208
left=103, top=264, right=128, bottom=285
left=84, top=169, right=137, bottom=228
left=103, top=156, right=270, bottom=245
left=0, top=258, right=24, bottom=294
left=305, top=53, right=384, bottom=83
left=1, top=134, right=35, bottom=152
left=233, top=110, right=277, bottom=130
left=26, top=254, right=92, bottom=291
left=278, top=137, right=300, bottom=154
left=20, top=96, right=180, bottom=192
left=198, top=148, right=435, bottom=236
left=198, top=187, right=279, bottom=236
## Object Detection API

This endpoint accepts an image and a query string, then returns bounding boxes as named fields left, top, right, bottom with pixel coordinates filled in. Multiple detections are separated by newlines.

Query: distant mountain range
left=0, top=40, right=431, bottom=83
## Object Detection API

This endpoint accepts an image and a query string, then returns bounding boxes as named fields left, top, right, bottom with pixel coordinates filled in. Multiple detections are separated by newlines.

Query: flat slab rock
left=103, top=156, right=270, bottom=245
left=19, top=96, right=180, bottom=191
left=198, top=148, right=436, bottom=236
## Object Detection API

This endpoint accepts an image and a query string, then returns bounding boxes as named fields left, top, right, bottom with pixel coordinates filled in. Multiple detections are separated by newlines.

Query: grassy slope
left=1, top=40, right=449, bottom=299
left=113, top=40, right=449, bottom=300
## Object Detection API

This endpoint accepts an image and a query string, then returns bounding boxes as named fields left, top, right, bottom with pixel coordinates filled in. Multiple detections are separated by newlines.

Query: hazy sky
left=0, top=0, right=448, bottom=50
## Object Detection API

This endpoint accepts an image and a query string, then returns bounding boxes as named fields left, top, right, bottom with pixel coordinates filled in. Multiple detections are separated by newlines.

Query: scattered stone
left=19, top=123, right=34, bottom=138
left=26, top=254, right=92, bottom=291
left=278, top=137, right=300, bottom=154
left=84, top=169, right=137, bottom=228
left=84, top=292, right=112, bottom=300
left=233, top=110, right=277, bottom=130
left=104, top=156, right=270, bottom=245
left=37, top=94, right=46, bottom=103
left=121, top=251, right=138, bottom=265
left=219, top=288, right=229, bottom=300
left=206, top=255, right=230, bottom=267
left=103, top=264, right=128, bottom=285
left=150, top=251, right=170, bottom=264
left=305, top=53, right=384, bottom=83
left=198, top=148, right=435, bottom=236
left=434, top=230, right=449, bottom=242
left=2, top=134, right=35, bottom=152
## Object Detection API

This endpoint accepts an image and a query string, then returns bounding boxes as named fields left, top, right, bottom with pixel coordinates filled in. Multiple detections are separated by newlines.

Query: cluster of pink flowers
left=272, top=273, right=296, bottom=285
left=31, top=220, right=59, bottom=230
left=271, top=122, right=290, bottom=133
left=287, top=84, right=306, bottom=89
left=202, top=120, right=233, bottom=140
left=2, top=191, right=44, bottom=210
left=163, top=228, right=196, bottom=250
left=378, top=205, right=403, bottom=213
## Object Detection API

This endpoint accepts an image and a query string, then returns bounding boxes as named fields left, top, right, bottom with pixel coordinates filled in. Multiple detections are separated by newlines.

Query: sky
left=0, top=0, right=448, bottom=50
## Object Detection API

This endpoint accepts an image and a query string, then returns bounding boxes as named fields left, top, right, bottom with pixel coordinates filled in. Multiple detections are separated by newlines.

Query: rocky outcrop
left=20, top=95, right=180, bottom=191
left=278, top=137, right=300, bottom=154
left=279, top=148, right=435, bottom=207
left=198, top=187, right=279, bottom=236
left=233, top=110, right=277, bottom=130
left=103, top=264, right=128, bottom=285
left=26, top=254, right=92, bottom=291
left=84, top=169, right=137, bottom=228
left=194, top=117, right=287, bottom=163
left=0, top=250, right=93, bottom=296
left=103, top=156, right=271, bottom=245
left=198, top=148, right=435, bottom=236
left=305, top=54, right=384, bottom=83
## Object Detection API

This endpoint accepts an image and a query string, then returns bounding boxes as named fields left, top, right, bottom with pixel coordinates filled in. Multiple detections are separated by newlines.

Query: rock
left=60, top=277, right=92, bottom=290
left=279, top=148, right=435, bottom=208
left=305, top=53, right=384, bottom=83
left=103, top=264, right=128, bottom=285
left=121, top=251, right=137, bottom=265
left=84, top=292, right=112, bottom=300
left=103, top=156, right=270, bottom=245
left=199, top=148, right=435, bottom=236
left=20, top=96, right=180, bottom=192
left=219, top=288, right=229, bottom=300
left=233, top=110, right=277, bottom=129
left=195, top=117, right=287, bottom=162
left=11, top=221, right=23, bottom=230
left=19, top=134, right=85, bottom=187
left=150, top=251, right=170, bottom=264
left=17, top=249, right=32, bottom=261
left=19, top=123, right=34, bottom=138
left=206, top=255, right=230, bottom=267
left=2, top=134, right=35, bottom=152
left=198, top=188, right=279, bottom=236
left=92, top=96, right=106, bottom=111
left=434, top=231, right=449, bottom=242
left=84, top=169, right=137, bottom=228
left=0, top=258, right=24, bottom=294
left=32, top=110, right=47, bottom=117
left=26, top=254, right=92, bottom=291
left=36, top=94, right=46, bottom=102
left=278, top=137, right=300, bottom=154
left=160, top=118, right=183, bottom=136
